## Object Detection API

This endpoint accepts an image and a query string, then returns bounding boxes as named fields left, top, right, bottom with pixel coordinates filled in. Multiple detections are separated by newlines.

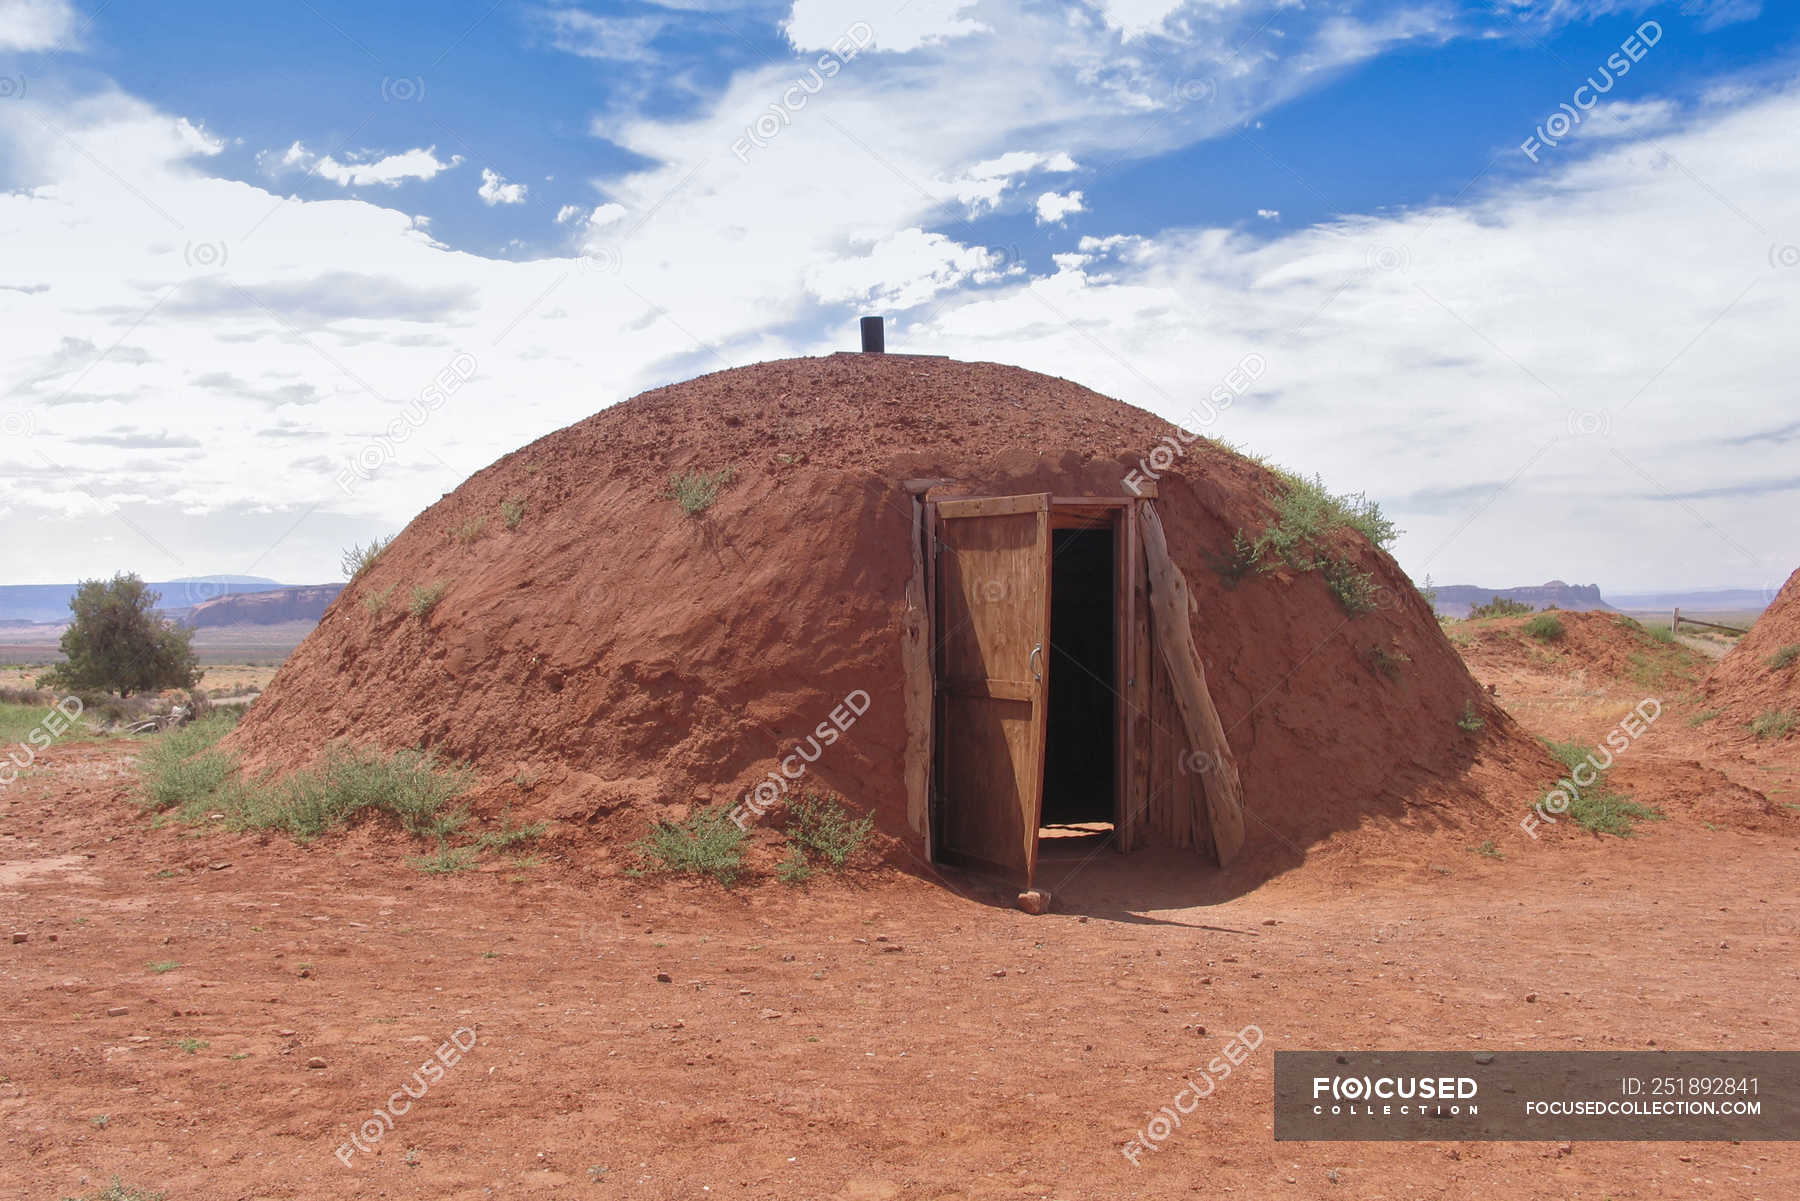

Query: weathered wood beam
left=1138, top=501, right=1246, bottom=866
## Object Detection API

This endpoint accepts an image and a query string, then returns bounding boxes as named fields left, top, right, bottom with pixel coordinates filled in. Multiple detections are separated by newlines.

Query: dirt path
left=3, top=732, right=1798, bottom=1200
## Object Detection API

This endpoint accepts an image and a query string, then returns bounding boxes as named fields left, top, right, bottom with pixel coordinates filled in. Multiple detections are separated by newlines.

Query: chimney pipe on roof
left=860, top=316, right=885, bottom=354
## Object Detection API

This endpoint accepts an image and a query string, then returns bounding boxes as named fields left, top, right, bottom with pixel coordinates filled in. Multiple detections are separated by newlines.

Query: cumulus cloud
left=266, top=143, right=463, bottom=188
left=478, top=167, right=529, bottom=206
left=1256, top=208, right=1280, bottom=220
left=0, top=0, right=78, bottom=51
left=804, top=228, right=1017, bottom=309
left=1035, top=190, right=1086, bottom=224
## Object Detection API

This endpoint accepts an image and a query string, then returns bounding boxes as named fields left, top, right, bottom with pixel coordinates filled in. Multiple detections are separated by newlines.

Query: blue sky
left=2, top=0, right=1797, bottom=595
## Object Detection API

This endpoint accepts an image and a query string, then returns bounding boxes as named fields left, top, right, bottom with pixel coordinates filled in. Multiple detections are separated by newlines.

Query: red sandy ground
left=4, top=620, right=1799, bottom=1200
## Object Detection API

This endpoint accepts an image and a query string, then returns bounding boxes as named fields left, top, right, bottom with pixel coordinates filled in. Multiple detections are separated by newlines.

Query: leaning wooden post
left=1139, top=501, right=1246, bottom=866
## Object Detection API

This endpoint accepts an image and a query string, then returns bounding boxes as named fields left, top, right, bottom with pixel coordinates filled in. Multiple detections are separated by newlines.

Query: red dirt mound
left=1702, top=566, right=1800, bottom=736
left=228, top=353, right=1553, bottom=875
left=1453, top=610, right=1708, bottom=697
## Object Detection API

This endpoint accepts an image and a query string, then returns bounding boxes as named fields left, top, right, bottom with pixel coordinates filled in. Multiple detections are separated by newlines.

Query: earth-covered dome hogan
left=227, top=351, right=1554, bottom=887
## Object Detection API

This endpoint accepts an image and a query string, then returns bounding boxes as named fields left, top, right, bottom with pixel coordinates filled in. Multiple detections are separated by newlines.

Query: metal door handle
left=1029, top=644, right=1042, bottom=681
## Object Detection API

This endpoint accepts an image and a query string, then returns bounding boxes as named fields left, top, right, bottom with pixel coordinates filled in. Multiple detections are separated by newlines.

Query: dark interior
left=1041, top=526, right=1115, bottom=828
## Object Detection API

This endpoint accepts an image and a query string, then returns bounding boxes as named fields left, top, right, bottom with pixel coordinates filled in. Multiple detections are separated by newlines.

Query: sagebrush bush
left=634, top=806, right=746, bottom=884
left=1523, top=614, right=1565, bottom=641
left=781, top=790, right=875, bottom=870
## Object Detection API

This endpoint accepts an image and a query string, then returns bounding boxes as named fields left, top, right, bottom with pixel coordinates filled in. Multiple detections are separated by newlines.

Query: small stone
left=277, top=1029, right=297, bottom=1037
left=991, top=969, right=1007, bottom=978
left=1016, top=889, right=1052, bottom=915
left=781, top=954, right=795, bottom=962
left=880, top=945, right=904, bottom=954
left=47, top=934, right=57, bottom=943
left=1556, top=1143, right=1573, bottom=1157
left=106, top=1006, right=128, bottom=1017
left=655, top=972, right=672, bottom=983
left=306, top=1057, right=327, bottom=1069
left=1473, top=1052, right=1495, bottom=1065
left=296, top=967, right=311, bottom=979
left=209, top=862, right=232, bottom=871
left=1525, top=992, right=1538, bottom=1003
left=1261, top=919, right=1278, bottom=927
left=759, top=1008, right=782, bottom=1020
left=1194, top=1025, right=1207, bottom=1036
left=10, top=932, right=26, bottom=944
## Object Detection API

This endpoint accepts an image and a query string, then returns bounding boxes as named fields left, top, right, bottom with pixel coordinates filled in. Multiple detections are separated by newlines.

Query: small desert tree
left=41, top=574, right=200, bottom=698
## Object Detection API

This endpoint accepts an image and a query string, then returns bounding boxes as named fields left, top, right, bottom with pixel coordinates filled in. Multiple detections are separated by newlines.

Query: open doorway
left=1039, top=525, right=1116, bottom=857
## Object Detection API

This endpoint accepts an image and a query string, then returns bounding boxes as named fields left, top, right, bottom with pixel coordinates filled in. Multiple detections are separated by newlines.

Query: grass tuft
left=1686, top=708, right=1721, bottom=728
left=408, top=581, right=448, bottom=620
left=1751, top=709, right=1795, bottom=741
left=340, top=537, right=393, bottom=581
left=634, top=806, right=746, bottom=884
left=1767, top=644, right=1800, bottom=672
left=409, top=845, right=477, bottom=875
left=665, top=469, right=734, bottom=517
left=1543, top=739, right=1663, bottom=836
left=780, top=790, right=875, bottom=870
left=501, top=497, right=526, bottom=530
left=453, top=515, right=488, bottom=546
left=1523, top=614, right=1565, bottom=642
left=1455, top=700, right=1485, bottom=732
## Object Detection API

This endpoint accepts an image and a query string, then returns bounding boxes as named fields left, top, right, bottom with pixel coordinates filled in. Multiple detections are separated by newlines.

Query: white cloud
left=477, top=167, right=529, bottom=206
left=555, top=204, right=583, bottom=224
left=1035, top=190, right=1086, bottom=224
left=944, top=151, right=1080, bottom=214
left=1580, top=98, right=1679, bottom=140
left=1256, top=208, right=1280, bottom=220
left=1097, top=0, right=1189, bottom=41
left=0, top=0, right=78, bottom=51
left=785, top=0, right=986, bottom=53
left=536, top=8, right=666, bottom=61
left=559, top=202, right=627, bottom=229
left=268, top=144, right=462, bottom=188
left=804, top=228, right=1014, bottom=309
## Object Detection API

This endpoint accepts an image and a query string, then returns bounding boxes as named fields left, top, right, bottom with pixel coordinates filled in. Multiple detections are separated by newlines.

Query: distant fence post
left=1672, top=607, right=1680, bottom=636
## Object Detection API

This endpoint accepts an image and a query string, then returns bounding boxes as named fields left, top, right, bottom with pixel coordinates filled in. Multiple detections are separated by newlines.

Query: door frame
left=926, top=494, right=1144, bottom=877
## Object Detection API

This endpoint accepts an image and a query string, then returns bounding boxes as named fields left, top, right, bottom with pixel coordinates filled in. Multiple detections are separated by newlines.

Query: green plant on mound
left=1227, top=469, right=1396, bottom=616
left=1751, top=709, right=1796, bottom=741
left=453, top=515, right=488, bottom=546
left=341, top=537, right=394, bottom=581
left=1767, top=644, right=1800, bottom=671
left=501, top=496, right=527, bottom=529
left=1647, top=624, right=1677, bottom=645
left=666, top=468, right=734, bottom=517
left=781, top=790, right=875, bottom=871
left=409, top=845, right=477, bottom=874
left=137, top=711, right=242, bottom=811
left=1455, top=700, right=1485, bottom=732
left=1523, top=614, right=1565, bottom=642
left=1543, top=739, right=1663, bottom=836
left=1687, top=709, right=1721, bottom=727
left=137, top=720, right=475, bottom=845
left=1468, top=596, right=1533, bottom=619
left=409, top=581, right=448, bottom=620
left=634, top=805, right=746, bottom=884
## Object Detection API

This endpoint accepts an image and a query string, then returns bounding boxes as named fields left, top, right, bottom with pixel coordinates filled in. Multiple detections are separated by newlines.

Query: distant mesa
left=1432, top=581, right=1611, bottom=619
left=187, top=584, right=345, bottom=628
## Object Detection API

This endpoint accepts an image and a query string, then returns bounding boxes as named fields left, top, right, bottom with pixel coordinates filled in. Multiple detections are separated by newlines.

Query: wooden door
left=932, top=494, right=1052, bottom=886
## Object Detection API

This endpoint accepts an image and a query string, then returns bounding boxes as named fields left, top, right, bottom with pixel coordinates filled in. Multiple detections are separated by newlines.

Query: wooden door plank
left=903, top=494, right=932, bottom=845
left=1139, top=502, right=1246, bottom=866
left=937, top=494, right=1051, bottom=520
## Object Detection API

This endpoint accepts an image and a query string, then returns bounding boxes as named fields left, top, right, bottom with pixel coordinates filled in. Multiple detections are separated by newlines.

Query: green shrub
left=228, top=746, right=474, bottom=843
left=1211, top=530, right=1261, bottom=584
left=137, top=712, right=241, bottom=811
left=341, top=537, right=393, bottom=580
left=501, top=497, right=526, bottom=529
left=1751, top=709, right=1795, bottom=741
left=453, top=516, right=488, bottom=546
left=781, top=790, right=875, bottom=870
left=1687, top=709, right=1721, bottom=727
left=1523, top=614, right=1565, bottom=641
left=634, top=806, right=746, bottom=884
left=1767, top=644, right=1800, bottom=671
left=409, top=845, right=476, bottom=875
left=362, top=586, right=394, bottom=616
left=666, top=469, right=734, bottom=517
left=409, top=581, right=447, bottom=620
left=775, top=846, right=813, bottom=885
left=1455, top=700, right=1485, bottom=732
left=1468, top=596, right=1533, bottom=619
left=1647, top=624, right=1676, bottom=645
left=475, top=819, right=546, bottom=851
left=1543, top=739, right=1663, bottom=836
left=1320, top=555, right=1378, bottom=616
left=1364, top=646, right=1410, bottom=680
